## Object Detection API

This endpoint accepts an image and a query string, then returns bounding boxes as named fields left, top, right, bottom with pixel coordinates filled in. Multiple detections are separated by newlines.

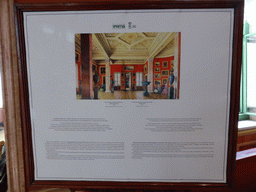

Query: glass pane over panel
left=244, top=0, right=256, bottom=33
left=247, top=35, right=256, bottom=107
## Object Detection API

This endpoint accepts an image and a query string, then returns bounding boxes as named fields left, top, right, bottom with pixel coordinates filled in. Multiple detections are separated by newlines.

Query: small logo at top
left=112, top=22, right=136, bottom=29
left=128, top=22, right=136, bottom=29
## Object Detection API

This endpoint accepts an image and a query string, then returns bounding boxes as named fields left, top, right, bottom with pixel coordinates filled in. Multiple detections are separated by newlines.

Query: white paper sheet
left=23, top=9, right=234, bottom=182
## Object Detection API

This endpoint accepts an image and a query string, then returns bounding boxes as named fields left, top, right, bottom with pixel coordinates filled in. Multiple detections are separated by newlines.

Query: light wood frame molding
left=0, top=0, right=26, bottom=191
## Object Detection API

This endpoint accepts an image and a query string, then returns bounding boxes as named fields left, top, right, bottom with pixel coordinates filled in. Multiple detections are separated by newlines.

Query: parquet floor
left=98, top=90, right=168, bottom=100
left=77, top=91, right=168, bottom=100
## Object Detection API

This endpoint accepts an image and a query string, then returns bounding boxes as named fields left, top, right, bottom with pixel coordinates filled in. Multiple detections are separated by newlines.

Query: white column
left=105, top=59, right=111, bottom=92
left=148, top=58, right=154, bottom=92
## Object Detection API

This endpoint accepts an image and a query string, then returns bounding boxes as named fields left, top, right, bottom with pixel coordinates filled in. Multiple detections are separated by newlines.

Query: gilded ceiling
left=75, top=32, right=176, bottom=65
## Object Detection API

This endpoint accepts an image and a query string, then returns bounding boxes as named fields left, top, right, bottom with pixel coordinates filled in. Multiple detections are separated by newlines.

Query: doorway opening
left=125, top=73, right=131, bottom=90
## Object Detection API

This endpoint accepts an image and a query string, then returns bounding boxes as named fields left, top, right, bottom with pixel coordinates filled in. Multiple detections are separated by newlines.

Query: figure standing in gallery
left=93, top=71, right=99, bottom=99
left=168, top=68, right=175, bottom=99
left=110, top=76, right=114, bottom=93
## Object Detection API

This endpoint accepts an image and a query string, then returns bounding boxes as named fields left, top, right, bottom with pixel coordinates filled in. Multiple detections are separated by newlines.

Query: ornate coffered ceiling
left=75, top=32, right=175, bottom=65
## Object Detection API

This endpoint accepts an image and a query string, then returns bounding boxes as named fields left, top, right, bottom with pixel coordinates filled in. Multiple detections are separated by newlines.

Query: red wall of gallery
left=93, top=56, right=174, bottom=91
left=76, top=56, right=175, bottom=91
left=96, top=64, right=144, bottom=90
left=153, top=56, right=174, bottom=88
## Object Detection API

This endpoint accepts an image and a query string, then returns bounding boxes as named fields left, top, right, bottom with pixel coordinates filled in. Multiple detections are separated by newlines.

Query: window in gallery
left=136, top=72, right=143, bottom=87
left=114, top=72, right=121, bottom=86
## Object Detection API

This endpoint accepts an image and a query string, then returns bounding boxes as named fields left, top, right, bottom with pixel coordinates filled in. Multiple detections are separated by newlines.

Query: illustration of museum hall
left=75, top=32, right=180, bottom=100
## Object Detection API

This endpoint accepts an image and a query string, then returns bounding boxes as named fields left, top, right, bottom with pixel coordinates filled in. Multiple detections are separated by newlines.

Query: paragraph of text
left=132, top=142, right=214, bottom=159
left=49, top=118, right=112, bottom=132
left=145, top=118, right=203, bottom=132
left=46, top=141, right=124, bottom=160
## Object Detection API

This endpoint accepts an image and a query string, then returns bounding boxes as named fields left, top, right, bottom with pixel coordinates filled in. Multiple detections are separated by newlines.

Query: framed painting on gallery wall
left=155, top=80, right=161, bottom=86
left=144, top=65, right=147, bottom=72
left=163, top=61, right=168, bottom=68
left=124, top=66, right=134, bottom=71
left=155, top=73, right=161, bottom=79
left=13, top=0, right=243, bottom=191
left=161, top=70, right=169, bottom=76
left=155, top=68, right=160, bottom=72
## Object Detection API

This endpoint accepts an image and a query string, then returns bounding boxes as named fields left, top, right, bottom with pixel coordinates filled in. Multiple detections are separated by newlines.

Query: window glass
left=244, top=0, right=256, bottom=33
left=247, top=35, right=256, bottom=108
left=238, top=0, right=256, bottom=151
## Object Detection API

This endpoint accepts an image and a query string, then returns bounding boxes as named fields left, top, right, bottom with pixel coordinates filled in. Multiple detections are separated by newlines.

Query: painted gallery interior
left=75, top=32, right=180, bottom=100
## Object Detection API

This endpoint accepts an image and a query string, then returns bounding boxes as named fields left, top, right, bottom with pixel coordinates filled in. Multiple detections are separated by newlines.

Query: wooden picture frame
left=1, top=0, right=243, bottom=191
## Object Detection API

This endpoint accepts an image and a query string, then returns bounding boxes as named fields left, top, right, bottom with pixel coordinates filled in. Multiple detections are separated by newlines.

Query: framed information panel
left=14, top=0, right=243, bottom=191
